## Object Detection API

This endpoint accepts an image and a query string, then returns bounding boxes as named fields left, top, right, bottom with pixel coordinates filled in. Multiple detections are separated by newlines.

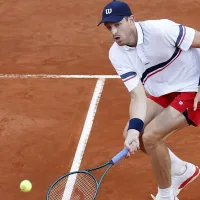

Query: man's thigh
left=144, top=98, right=165, bottom=127
left=123, top=98, right=164, bottom=137
left=143, top=92, right=199, bottom=142
left=143, top=105, right=189, bottom=143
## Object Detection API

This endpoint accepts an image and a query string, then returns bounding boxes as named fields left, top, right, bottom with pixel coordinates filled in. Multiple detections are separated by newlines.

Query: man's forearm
left=129, top=94, right=147, bottom=121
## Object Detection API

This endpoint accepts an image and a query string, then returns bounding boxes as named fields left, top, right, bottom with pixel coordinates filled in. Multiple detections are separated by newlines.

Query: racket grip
left=111, top=147, right=129, bottom=164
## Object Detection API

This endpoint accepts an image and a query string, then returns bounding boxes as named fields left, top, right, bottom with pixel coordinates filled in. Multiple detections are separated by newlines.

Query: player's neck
left=126, top=28, right=137, bottom=47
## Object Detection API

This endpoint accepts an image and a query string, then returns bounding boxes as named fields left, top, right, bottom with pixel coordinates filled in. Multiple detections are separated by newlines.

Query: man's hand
left=193, top=87, right=200, bottom=111
left=124, top=129, right=140, bottom=157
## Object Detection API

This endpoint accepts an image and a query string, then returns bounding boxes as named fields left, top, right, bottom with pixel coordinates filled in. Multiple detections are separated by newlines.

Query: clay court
left=0, top=0, right=200, bottom=199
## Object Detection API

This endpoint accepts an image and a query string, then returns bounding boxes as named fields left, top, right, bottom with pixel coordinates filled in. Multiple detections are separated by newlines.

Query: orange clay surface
left=0, top=0, right=199, bottom=200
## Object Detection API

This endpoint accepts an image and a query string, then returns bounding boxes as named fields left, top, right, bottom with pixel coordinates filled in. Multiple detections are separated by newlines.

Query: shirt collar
left=123, top=22, right=144, bottom=51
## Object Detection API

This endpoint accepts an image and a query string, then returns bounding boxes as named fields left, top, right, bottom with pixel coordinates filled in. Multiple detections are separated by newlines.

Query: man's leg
left=124, top=98, right=199, bottom=197
left=123, top=98, right=187, bottom=177
left=142, top=106, right=189, bottom=199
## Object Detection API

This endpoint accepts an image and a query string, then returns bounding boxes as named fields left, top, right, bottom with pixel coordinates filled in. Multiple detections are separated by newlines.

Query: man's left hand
left=193, top=87, right=200, bottom=111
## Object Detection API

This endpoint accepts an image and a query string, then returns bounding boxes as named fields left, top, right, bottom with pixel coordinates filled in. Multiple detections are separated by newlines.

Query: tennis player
left=98, top=1, right=200, bottom=199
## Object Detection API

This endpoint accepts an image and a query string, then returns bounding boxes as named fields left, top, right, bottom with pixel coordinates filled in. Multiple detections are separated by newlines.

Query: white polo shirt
left=109, top=19, right=200, bottom=97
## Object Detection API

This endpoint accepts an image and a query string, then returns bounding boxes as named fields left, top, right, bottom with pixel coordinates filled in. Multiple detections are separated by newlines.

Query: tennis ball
left=20, top=180, right=32, bottom=192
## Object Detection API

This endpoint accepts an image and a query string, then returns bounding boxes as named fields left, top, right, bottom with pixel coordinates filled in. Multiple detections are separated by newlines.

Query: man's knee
left=142, top=124, right=162, bottom=151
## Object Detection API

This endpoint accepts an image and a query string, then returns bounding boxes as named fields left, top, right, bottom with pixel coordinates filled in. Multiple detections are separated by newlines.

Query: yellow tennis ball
left=20, top=180, right=32, bottom=192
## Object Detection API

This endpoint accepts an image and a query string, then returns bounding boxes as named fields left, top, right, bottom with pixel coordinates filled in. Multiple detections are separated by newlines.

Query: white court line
left=0, top=74, right=120, bottom=79
left=62, top=78, right=105, bottom=200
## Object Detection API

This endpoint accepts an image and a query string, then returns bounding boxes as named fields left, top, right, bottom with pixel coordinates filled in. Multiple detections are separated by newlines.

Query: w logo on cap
left=105, top=8, right=112, bottom=14
left=97, top=1, right=132, bottom=26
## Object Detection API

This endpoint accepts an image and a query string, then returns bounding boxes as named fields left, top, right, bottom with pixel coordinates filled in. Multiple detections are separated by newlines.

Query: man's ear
left=129, top=15, right=135, bottom=22
left=128, top=15, right=135, bottom=26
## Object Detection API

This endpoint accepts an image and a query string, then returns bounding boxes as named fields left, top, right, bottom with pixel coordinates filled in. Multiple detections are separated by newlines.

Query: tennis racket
left=46, top=147, right=129, bottom=200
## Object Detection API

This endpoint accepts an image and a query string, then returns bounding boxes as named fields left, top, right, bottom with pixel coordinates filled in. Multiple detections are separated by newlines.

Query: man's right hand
left=124, top=129, right=140, bottom=157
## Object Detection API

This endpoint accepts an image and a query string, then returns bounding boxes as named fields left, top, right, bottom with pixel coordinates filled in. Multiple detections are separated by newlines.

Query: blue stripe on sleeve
left=120, top=72, right=136, bottom=79
left=175, top=25, right=183, bottom=47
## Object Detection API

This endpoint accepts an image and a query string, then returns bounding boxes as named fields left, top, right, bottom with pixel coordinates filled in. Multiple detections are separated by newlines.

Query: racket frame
left=46, top=161, right=114, bottom=200
left=46, top=148, right=128, bottom=200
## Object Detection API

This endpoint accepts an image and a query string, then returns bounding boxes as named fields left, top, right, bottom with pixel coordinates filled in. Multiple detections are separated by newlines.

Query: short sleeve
left=109, top=44, right=140, bottom=92
left=161, top=19, right=195, bottom=51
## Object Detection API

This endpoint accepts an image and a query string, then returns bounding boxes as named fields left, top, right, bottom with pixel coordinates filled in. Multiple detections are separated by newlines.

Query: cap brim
left=97, top=15, right=124, bottom=26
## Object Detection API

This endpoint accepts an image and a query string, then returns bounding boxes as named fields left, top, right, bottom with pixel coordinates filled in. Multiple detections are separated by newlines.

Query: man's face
left=104, top=17, right=135, bottom=46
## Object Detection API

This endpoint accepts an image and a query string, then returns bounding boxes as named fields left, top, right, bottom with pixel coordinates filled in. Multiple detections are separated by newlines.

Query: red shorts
left=148, top=92, right=200, bottom=126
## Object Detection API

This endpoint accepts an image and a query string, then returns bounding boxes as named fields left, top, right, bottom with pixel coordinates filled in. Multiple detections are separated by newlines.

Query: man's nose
left=111, top=27, right=118, bottom=35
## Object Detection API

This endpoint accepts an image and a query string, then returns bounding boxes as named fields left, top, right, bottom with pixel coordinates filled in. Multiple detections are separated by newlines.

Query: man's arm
left=129, top=80, right=147, bottom=121
left=109, top=44, right=147, bottom=152
left=191, top=30, right=200, bottom=110
left=193, top=76, right=200, bottom=111
left=124, top=80, right=147, bottom=153
left=191, top=30, right=200, bottom=48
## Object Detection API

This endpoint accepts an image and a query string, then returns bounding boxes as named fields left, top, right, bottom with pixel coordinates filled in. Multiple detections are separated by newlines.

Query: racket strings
left=49, top=177, right=68, bottom=200
left=48, top=172, right=97, bottom=200
left=71, top=174, right=96, bottom=199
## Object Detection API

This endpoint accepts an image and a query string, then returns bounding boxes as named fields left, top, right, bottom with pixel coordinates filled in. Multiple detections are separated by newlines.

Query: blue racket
left=46, top=147, right=128, bottom=200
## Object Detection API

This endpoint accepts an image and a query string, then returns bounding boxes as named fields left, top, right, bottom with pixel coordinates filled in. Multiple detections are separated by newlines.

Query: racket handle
left=111, top=147, right=129, bottom=164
